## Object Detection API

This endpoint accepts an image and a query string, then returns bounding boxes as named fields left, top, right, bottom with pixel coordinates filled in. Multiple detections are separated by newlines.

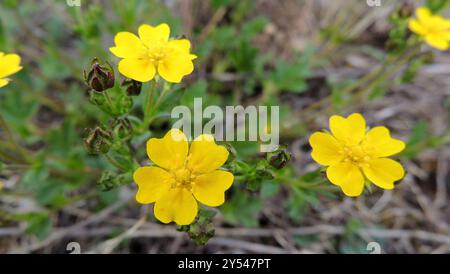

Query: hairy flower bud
left=97, top=171, right=131, bottom=191
left=84, top=58, right=115, bottom=92
left=267, top=145, right=291, bottom=169
left=83, top=126, right=113, bottom=154
left=121, top=78, right=142, bottom=96
left=178, top=208, right=216, bottom=245
left=87, top=89, right=106, bottom=106
left=110, top=118, right=133, bottom=141
left=398, top=1, right=414, bottom=18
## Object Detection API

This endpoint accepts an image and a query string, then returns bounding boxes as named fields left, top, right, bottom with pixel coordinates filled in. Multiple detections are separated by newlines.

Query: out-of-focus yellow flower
left=133, top=128, right=233, bottom=225
left=0, top=52, right=22, bottom=88
left=309, top=113, right=405, bottom=197
left=408, top=7, right=450, bottom=50
left=110, top=23, right=197, bottom=83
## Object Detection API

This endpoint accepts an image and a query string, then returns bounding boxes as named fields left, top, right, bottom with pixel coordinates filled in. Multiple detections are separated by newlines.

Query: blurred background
left=0, top=0, right=449, bottom=254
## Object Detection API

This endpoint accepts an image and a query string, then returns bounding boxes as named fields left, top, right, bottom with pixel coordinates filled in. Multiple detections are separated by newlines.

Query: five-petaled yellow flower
left=408, top=7, right=450, bottom=50
left=110, top=23, right=197, bottom=83
left=309, top=113, right=405, bottom=197
left=133, top=128, right=234, bottom=225
left=0, top=52, right=22, bottom=88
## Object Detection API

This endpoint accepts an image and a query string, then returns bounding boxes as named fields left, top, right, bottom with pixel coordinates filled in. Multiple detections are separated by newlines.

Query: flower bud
left=398, top=1, right=414, bottom=18
left=88, top=89, right=106, bottom=106
left=255, top=168, right=274, bottom=180
left=84, top=58, right=115, bottom=92
left=178, top=208, right=216, bottom=245
left=83, top=126, right=113, bottom=154
left=116, top=94, right=133, bottom=115
left=97, top=171, right=131, bottom=191
left=121, top=78, right=142, bottom=96
left=223, top=142, right=237, bottom=163
left=110, top=118, right=133, bottom=141
left=267, top=145, right=291, bottom=169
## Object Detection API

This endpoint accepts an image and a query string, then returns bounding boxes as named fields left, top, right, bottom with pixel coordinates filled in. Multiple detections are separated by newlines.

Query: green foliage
left=386, top=6, right=412, bottom=54
left=267, top=47, right=314, bottom=94
left=221, top=191, right=262, bottom=227
left=15, top=211, right=52, bottom=240
left=0, top=0, right=447, bottom=250
left=426, top=0, right=450, bottom=13
left=401, top=120, right=450, bottom=160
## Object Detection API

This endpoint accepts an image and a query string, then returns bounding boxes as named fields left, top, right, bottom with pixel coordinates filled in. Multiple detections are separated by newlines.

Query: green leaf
left=260, top=180, right=280, bottom=199
left=221, top=191, right=262, bottom=227
left=15, top=212, right=53, bottom=240
left=268, top=47, right=314, bottom=93
left=426, top=0, right=450, bottom=13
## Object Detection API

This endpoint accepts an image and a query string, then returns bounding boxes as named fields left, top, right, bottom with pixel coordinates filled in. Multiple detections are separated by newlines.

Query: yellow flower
left=110, top=23, right=197, bottom=83
left=309, top=113, right=405, bottom=197
left=408, top=7, right=450, bottom=50
left=133, top=128, right=233, bottom=225
left=0, top=52, right=22, bottom=88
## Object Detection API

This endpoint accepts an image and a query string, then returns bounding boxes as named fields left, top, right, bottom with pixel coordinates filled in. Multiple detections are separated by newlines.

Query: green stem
left=143, top=80, right=157, bottom=129
left=103, top=90, right=114, bottom=108
left=148, top=86, right=171, bottom=123
left=104, top=153, right=127, bottom=171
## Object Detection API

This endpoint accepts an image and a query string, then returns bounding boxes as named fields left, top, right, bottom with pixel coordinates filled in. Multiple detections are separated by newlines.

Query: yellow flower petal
left=416, top=7, right=432, bottom=22
left=134, top=166, right=173, bottom=204
left=147, top=128, right=188, bottom=171
left=326, top=162, right=364, bottom=197
left=167, top=39, right=192, bottom=54
left=157, top=54, right=195, bottom=83
left=187, top=134, right=229, bottom=174
left=433, top=18, right=450, bottom=31
left=309, top=132, right=343, bottom=166
left=425, top=34, right=450, bottom=50
left=0, top=78, right=9, bottom=88
left=109, top=32, right=145, bottom=58
left=362, top=126, right=405, bottom=157
left=138, top=23, right=170, bottom=46
left=0, top=53, right=22, bottom=79
left=192, top=170, right=234, bottom=207
left=154, top=188, right=198, bottom=225
left=363, top=158, right=404, bottom=190
left=329, top=113, right=366, bottom=145
left=408, top=19, right=428, bottom=36
left=440, top=31, right=450, bottom=40
left=118, top=58, right=156, bottom=82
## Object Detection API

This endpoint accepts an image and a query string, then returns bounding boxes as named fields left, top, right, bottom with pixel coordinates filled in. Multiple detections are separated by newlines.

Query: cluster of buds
left=84, top=58, right=115, bottom=92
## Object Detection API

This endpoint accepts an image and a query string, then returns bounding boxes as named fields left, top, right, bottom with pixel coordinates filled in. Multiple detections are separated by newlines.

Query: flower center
left=338, top=143, right=372, bottom=168
left=171, top=168, right=196, bottom=190
left=143, top=41, right=170, bottom=65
